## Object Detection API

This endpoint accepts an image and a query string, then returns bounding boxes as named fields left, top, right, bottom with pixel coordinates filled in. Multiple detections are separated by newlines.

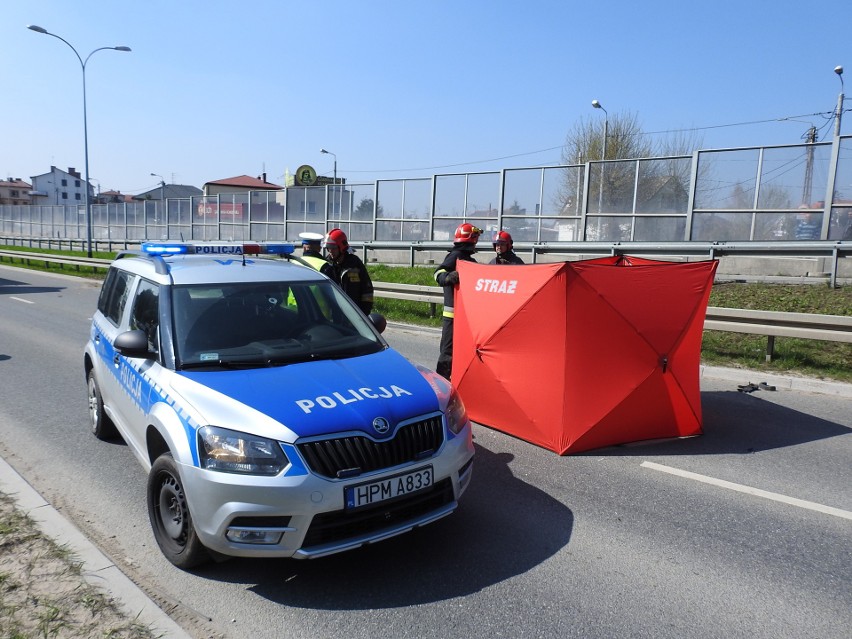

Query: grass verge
left=0, top=492, right=156, bottom=639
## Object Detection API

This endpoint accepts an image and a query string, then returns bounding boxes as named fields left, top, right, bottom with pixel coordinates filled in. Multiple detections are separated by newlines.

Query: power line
left=348, top=109, right=848, bottom=175
left=345, top=146, right=565, bottom=174
left=641, top=111, right=835, bottom=136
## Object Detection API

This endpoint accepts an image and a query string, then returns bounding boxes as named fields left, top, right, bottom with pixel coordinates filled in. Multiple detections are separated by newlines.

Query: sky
left=3, top=0, right=849, bottom=196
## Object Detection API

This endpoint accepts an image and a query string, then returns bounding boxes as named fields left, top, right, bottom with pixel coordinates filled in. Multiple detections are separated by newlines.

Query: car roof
left=111, top=253, right=327, bottom=286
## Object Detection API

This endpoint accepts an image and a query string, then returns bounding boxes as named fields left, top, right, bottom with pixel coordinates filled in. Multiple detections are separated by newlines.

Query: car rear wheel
left=87, top=370, right=117, bottom=440
left=147, top=453, right=210, bottom=569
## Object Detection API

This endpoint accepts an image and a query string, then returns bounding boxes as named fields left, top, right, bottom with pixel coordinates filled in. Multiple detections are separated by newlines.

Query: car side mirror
left=114, top=329, right=150, bottom=356
left=368, top=312, right=387, bottom=334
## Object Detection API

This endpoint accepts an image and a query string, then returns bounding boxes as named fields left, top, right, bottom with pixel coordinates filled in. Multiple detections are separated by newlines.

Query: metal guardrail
left=0, top=249, right=111, bottom=270
left=1, top=248, right=849, bottom=361
left=703, top=307, right=852, bottom=361
left=356, top=240, right=852, bottom=288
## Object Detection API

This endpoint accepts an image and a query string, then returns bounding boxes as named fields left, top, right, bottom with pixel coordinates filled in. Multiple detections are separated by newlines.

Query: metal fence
left=3, top=135, right=851, bottom=244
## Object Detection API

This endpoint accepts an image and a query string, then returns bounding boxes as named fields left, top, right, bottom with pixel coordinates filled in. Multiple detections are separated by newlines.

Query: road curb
left=0, top=455, right=192, bottom=639
left=700, top=365, right=852, bottom=398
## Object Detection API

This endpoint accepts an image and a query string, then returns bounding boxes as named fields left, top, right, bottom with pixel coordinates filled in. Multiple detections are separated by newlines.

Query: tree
left=557, top=111, right=704, bottom=239
left=353, top=197, right=383, bottom=220
left=562, top=111, right=653, bottom=166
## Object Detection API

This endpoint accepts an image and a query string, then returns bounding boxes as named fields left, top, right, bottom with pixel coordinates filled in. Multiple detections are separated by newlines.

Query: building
left=201, top=174, right=283, bottom=196
left=133, top=184, right=202, bottom=200
left=29, top=166, right=91, bottom=206
left=0, top=178, right=32, bottom=205
left=98, top=190, right=136, bottom=204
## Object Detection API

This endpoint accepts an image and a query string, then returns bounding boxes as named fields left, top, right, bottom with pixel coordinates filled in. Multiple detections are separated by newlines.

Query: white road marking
left=641, top=461, right=852, bottom=521
left=9, top=296, right=34, bottom=304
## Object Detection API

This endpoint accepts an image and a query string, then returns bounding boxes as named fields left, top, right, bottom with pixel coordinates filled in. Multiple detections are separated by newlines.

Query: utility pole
left=834, top=66, right=845, bottom=138
left=802, top=126, right=816, bottom=206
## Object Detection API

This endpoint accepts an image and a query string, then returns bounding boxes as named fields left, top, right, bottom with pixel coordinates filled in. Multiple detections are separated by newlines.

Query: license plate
left=345, top=466, right=433, bottom=509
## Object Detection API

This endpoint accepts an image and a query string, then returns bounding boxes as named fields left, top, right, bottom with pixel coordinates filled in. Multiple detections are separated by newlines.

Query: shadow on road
left=200, top=443, right=574, bottom=609
left=0, top=275, right=64, bottom=295
left=588, top=390, right=850, bottom=457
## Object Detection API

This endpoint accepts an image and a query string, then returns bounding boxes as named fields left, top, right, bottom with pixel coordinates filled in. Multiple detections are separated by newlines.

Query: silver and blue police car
left=83, top=241, right=474, bottom=569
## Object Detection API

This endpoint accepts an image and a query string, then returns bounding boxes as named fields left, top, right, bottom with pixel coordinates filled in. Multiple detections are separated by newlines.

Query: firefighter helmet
left=323, top=228, right=349, bottom=251
left=492, top=230, right=513, bottom=249
left=454, top=223, right=482, bottom=244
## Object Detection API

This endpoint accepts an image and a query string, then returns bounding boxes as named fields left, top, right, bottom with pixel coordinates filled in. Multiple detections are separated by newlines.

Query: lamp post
left=591, top=99, right=608, bottom=213
left=150, top=173, right=165, bottom=224
left=834, top=66, right=845, bottom=138
left=27, top=25, right=131, bottom=257
left=150, top=173, right=165, bottom=201
left=320, top=148, right=337, bottom=217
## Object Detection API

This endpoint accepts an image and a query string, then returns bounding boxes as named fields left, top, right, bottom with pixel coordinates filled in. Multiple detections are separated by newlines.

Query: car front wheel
left=87, top=370, right=117, bottom=441
left=147, top=453, right=210, bottom=569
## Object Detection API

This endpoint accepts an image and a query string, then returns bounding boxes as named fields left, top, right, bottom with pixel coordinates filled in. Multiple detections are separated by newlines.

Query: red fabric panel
left=453, top=262, right=568, bottom=450
left=571, top=260, right=717, bottom=357
left=562, top=271, right=661, bottom=450
left=567, top=371, right=700, bottom=454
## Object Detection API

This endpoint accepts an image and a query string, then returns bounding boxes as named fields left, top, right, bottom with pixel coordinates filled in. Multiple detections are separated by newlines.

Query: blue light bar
left=141, top=242, right=295, bottom=256
left=142, top=242, right=190, bottom=254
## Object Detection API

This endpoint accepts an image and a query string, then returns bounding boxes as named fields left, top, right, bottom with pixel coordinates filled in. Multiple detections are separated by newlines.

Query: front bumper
left=179, top=423, right=474, bottom=558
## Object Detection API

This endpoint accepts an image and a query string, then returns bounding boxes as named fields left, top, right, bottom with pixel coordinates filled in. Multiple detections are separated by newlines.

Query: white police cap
left=299, top=232, right=324, bottom=243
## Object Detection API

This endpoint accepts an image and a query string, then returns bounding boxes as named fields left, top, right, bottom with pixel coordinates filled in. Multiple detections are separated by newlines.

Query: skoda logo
left=372, top=417, right=390, bottom=435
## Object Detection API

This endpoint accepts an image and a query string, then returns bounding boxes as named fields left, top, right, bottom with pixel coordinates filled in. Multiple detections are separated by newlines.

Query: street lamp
left=834, top=66, right=845, bottom=138
left=150, top=173, right=165, bottom=224
left=27, top=24, right=131, bottom=257
left=320, top=148, right=338, bottom=216
left=592, top=99, right=609, bottom=213
left=150, top=172, right=165, bottom=201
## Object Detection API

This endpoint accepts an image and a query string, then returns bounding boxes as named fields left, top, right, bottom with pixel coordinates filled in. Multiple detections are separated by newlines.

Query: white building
left=29, top=166, right=92, bottom=206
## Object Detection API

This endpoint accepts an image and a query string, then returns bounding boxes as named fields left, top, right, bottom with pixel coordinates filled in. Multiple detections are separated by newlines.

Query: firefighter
left=433, top=222, right=482, bottom=380
left=489, top=230, right=524, bottom=265
left=323, top=228, right=374, bottom=315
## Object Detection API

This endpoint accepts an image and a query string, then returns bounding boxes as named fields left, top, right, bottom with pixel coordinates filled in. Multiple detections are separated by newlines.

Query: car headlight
left=445, top=388, right=469, bottom=435
left=415, top=364, right=470, bottom=436
left=198, top=426, right=289, bottom=476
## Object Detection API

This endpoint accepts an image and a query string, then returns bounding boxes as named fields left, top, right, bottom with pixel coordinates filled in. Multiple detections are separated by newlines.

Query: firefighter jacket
left=488, top=250, right=525, bottom=265
left=434, top=245, right=478, bottom=318
left=328, top=252, right=374, bottom=315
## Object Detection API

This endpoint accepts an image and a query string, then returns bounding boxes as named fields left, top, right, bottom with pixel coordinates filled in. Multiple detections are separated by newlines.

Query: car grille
left=301, top=478, right=454, bottom=548
left=297, top=415, right=444, bottom=479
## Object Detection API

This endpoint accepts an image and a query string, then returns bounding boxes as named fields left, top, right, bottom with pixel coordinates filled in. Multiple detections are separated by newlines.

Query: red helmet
left=454, top=222, right=482, bottom=244
left=492, top=230, right=513, bottom=249
left=323, top=228, right=349, bottom=251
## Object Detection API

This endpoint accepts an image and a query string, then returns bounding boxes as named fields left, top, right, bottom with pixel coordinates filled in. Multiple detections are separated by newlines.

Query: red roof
left=204, top=175, right=283, bottom=190
left=0, top=179, right=32, bottom=188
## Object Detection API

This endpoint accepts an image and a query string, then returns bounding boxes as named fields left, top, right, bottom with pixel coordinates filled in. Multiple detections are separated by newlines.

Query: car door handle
left=113, top=354, right=121, bottom=366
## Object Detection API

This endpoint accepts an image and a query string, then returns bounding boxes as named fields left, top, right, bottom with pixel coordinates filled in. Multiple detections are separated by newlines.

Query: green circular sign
left=295, top=165, right=317, bottom=186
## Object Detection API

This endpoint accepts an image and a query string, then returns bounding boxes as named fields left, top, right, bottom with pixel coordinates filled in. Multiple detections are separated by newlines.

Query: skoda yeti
left=83, top=242, right=474, bottom=568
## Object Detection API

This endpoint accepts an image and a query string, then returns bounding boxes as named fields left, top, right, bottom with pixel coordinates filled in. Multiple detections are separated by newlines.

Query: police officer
left=433, top=222, right=482, bottom=380
left=297, top=232, right=333, bottom=276
left=323, top=228, right=374, bottom=315
left=489, top=230, right=524, bottom=265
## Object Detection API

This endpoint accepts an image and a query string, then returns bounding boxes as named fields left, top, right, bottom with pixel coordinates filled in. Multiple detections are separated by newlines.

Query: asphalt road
left=1, top=264, right=850, bottom=639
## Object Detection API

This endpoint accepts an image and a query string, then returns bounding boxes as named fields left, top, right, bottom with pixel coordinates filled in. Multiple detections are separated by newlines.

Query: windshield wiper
left=179, top=354, right=312, bottom=370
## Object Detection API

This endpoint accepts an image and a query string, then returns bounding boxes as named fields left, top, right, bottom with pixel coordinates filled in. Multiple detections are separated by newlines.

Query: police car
left=83, top=241, right=474, bottom=569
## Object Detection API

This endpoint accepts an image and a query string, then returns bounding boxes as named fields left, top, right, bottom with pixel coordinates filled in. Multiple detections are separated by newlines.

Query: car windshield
left=172, top=280, right=384, bottom=369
